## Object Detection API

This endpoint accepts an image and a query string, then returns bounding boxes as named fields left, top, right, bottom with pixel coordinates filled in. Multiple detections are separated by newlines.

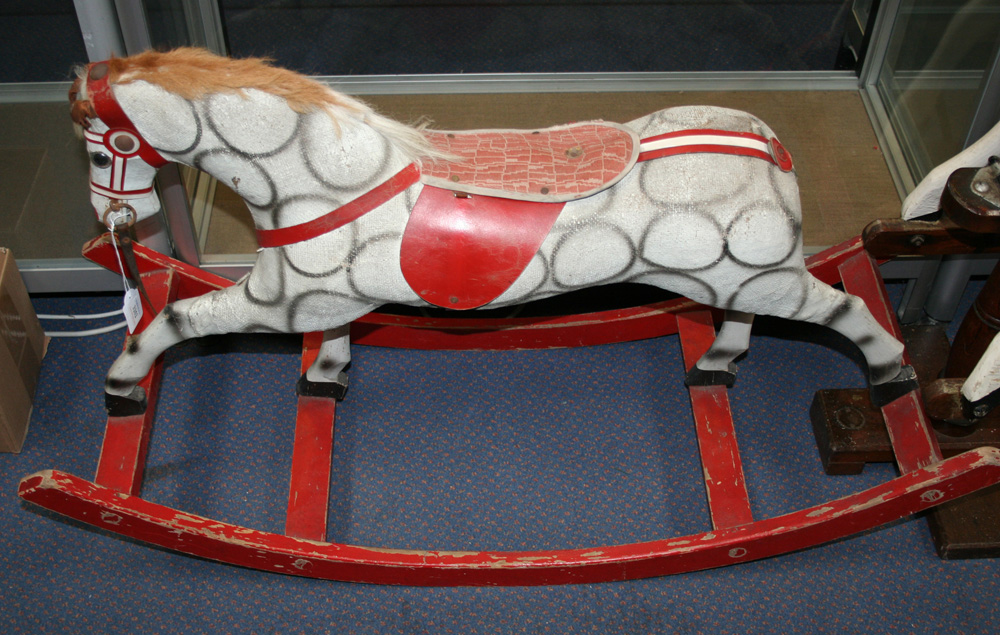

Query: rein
left=254, top=163, right=421, bottom=249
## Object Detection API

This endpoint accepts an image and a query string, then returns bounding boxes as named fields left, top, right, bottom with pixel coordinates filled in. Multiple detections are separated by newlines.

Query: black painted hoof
left=685, top=363, right=738, bottom=388
left=869, top=365, right=918, bottom=408
left=962, top=388, right=1000, bottom=422
left=296, top=372, right=349, bottom=401
left=105, top=386, right=147, bottom=417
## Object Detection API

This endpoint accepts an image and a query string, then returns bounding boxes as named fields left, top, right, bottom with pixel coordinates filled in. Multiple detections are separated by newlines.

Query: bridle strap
left=86, top=62, right=169, bottom=169
left=255, top=163, right=421, bottom=249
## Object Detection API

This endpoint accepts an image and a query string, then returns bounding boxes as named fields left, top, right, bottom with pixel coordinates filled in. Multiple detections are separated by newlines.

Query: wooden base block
left=926, top=484, right=1000, bottom=559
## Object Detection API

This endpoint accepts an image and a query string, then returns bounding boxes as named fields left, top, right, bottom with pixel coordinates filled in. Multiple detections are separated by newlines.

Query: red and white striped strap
left=638, top=129, right=793, bottom=172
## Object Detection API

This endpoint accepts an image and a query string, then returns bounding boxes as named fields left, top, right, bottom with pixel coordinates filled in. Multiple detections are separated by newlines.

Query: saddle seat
left=421, top=121, right=640, bottom=202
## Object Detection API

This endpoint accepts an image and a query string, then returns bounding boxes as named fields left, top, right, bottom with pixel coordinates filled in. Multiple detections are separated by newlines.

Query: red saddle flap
left=401, top=185, right=565, bottom=310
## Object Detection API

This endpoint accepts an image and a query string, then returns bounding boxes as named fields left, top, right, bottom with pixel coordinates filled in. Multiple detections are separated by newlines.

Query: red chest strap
left=255, top=163, right=421, bottom=249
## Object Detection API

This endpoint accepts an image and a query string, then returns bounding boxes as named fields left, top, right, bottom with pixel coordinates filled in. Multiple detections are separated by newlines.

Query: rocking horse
left=18, top=48, right=1000, bottom=585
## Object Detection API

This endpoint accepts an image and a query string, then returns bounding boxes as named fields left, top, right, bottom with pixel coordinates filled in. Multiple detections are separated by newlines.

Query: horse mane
left=70, top=47, right=441, bottom=162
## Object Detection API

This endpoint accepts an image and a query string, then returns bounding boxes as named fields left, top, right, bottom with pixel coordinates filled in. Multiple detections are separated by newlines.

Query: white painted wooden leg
left=299, top=325, right=351, bottom=400
left=686, top=310, right=755, bottom=387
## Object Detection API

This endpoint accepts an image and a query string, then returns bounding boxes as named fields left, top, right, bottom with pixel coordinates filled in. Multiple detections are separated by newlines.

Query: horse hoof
left=684, top=363, right=737, bottom=388
left=296, top=372, right=349, bottom=401
left=105, top=386, right=148, bottom=417
left=962, top=389, right=1000, bottom=422
left=869, top=365, right=918, bottom=408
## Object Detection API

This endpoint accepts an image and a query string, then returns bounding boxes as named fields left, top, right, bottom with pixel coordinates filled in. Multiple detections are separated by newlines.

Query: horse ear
left=69, top=76, right=96, bottom=128
left=112, top=81, right=201, bottom=155
left=70, top=99, right=96, bottom=128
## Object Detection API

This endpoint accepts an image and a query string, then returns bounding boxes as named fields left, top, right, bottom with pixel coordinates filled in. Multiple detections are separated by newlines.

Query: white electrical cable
left=36, top=309, right=125, bottom=320
left=38, top=307, right=129, bottom=337
left=43, top=320, right=129, bottom=338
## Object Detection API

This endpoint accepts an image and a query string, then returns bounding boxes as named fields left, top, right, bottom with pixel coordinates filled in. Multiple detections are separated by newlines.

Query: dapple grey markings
left=300, top=111, right=394, bottom=192
left=727, top=268, right=809, bottom=316
left=724, top=202, right=799, bottom=268
left=114, top=82, right=202, bottom=154
left=489, top=254, right=550, bottom=306
left=550, top=223, right=635, bottom=290
left=633, top=272, right=718, bottom=308
left=641, top=208, right=726, bottom=271
left=279, top=202, right=353, bottom=278
left=243, top=248, right=286, bottom=306
left=205, top=90, right=300, bottom=157
left=195, top=149, right=277, bottom=208
left=287, top=290, right=371, bottom=334
left=639, top=159, right=746, bottom=207
left=72, top=49, right=915, bottom=409
left=347, top=233, right=421, bottom=305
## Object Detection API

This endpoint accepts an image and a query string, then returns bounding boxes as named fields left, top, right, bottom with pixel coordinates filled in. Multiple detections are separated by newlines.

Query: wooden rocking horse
left=18, top=48, right=1000, bottom=585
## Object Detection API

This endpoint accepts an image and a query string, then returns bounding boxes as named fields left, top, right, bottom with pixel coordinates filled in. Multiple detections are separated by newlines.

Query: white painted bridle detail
left=84, top=127, right=158, bottom=200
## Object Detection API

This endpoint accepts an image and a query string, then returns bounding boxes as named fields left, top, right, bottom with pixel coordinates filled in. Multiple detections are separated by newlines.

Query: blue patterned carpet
left=4, top=286, right=998, bottom=634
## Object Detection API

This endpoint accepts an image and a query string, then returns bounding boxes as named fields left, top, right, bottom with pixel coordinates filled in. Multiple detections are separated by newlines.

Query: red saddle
left=402, top=122, right=638, bottom=310
left=421, top=122, right=639, bottom=202
left=400, top=123, right=793, bottom=310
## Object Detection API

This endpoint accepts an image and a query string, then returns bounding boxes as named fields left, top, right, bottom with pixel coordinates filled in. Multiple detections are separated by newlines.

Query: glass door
left=865, top=0, right=1000, bottom=191
left=0, top=1, right=110, bottom=291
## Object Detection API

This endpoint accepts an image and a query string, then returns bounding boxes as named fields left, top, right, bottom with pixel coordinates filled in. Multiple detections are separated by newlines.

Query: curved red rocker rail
left=18, top=234, right=1000, bottom=585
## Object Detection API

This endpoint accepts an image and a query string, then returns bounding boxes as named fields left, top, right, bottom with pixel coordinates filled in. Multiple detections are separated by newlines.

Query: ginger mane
left=103, top=48, right=358, bottom=115
left=71, top=48, right=441, bottom=162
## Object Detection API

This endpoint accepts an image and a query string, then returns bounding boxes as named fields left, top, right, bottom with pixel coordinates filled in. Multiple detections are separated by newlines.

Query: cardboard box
left=1, top=248, right=46, bottom=452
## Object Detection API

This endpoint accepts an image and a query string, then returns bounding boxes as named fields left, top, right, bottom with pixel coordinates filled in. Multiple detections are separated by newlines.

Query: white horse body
left=74, top=50, right=909, bottom=407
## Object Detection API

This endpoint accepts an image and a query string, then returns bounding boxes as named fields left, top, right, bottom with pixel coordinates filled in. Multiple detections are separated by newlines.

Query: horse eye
left=91, top=152, right=112, bottom=169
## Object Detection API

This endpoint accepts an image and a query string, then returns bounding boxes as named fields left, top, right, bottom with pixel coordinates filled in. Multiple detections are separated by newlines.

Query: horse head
left=69, top=48, right=441, bottom=235
left=70, top=61, right=168, bottom=226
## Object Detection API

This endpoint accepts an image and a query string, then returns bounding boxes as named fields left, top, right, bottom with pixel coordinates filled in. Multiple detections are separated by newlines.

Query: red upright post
left=677, top=311, right=754, bottom=530
left=284, top=332, right=337, bottom=541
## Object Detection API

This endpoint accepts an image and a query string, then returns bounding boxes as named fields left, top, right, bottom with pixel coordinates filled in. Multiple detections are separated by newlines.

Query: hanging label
left=123, top=287, right=142, bottom=333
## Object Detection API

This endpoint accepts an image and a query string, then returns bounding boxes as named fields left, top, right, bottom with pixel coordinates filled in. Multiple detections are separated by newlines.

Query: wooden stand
left=812, top=164, right=1000, bottom=559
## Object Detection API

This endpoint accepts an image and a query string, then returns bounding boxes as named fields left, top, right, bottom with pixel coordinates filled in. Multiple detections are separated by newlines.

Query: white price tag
left=123, top=287, right=143, bottom=333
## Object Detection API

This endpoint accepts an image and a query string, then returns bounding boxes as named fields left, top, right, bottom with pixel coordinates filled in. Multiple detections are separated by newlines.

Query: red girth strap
left=85, top=62, right=169, bottom=169
left=255, top=163, right=421, bottom=248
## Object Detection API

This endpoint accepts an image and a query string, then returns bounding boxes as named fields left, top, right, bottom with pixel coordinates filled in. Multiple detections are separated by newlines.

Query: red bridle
left=83, top=61, right=168, bottom=200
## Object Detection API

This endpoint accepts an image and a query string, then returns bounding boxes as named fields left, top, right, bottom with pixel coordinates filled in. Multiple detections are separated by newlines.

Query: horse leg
left=685, top=310, right=754, bottom=387
left=104, top=295, right=215, bottom=415
left=297, top=325, right=351, bottom=400
left=789, top=276, right=917, bottom=406
left=103, top=284, right=321, bottom=415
